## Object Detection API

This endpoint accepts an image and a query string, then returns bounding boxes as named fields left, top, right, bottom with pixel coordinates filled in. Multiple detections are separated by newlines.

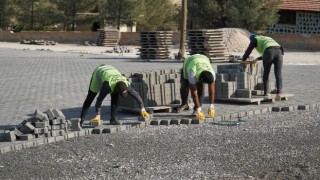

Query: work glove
left=90, top=116, right=101, bottom=125
left=208, top=104, right=215, bottom=118
left=196, top=107, right=205, bottom=121
left=141, top=108, right=150, bottom=118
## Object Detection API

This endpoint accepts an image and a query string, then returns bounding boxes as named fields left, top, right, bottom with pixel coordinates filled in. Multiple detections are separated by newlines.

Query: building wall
left=267, top=11, right=320, bottom=34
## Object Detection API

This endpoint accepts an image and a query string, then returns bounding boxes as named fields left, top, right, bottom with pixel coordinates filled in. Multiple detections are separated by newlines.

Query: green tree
left=0, top=0, right=15, bottom=30
left=131, top=0, right=178, bottom=31
left=225, top=0, right=281, bottom=32
left=50, top=0, right=99, bottom=31
left=99, top=0, right=134, bottom=30
left=187, top=0, right=222, bottom=29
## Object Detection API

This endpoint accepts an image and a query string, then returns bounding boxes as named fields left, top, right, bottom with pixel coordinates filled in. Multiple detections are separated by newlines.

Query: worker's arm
left=95, top=81, right=111, bottom=115
left=208, top=82, right=215, bottom=104
left=190, top=84, right=201, bottom=108
left=127, top=86, right=144, bottom=109
left=242, top=38, right=257, bottom=61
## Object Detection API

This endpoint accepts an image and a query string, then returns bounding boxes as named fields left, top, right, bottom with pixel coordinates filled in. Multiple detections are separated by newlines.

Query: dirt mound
left=223, top=28, right=253, bottom=53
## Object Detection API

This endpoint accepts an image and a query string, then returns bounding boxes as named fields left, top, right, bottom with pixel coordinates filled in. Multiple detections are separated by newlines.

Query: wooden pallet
left=216, top=93, right=294, bottom=105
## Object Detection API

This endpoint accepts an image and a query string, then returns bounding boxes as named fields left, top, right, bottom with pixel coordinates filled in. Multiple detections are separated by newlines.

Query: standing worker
left=80, top=64, right=150, bottom=126
left=175, top=54, right=216, bottom=120
left=242, top=34, right=284, bottom=100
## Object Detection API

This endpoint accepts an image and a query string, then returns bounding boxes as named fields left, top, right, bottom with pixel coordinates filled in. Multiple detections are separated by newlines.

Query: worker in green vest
left=80, top=64, right=150, bottom=126
left=242, top=34, right=284, bottom=100
left=175, top=54, right=216, bottom=120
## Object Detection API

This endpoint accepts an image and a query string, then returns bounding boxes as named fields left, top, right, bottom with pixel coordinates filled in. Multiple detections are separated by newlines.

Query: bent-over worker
left=80, top=64, right=150, bottom=125
left=176, top=54, right=216, bottom=120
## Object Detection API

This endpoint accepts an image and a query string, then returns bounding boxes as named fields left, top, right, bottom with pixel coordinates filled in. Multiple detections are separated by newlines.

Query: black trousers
left=80, top=90, right=119, bottom=121
left=180, top=71, right=204, bottom=110
left=263, top=48, right=283, bottom=94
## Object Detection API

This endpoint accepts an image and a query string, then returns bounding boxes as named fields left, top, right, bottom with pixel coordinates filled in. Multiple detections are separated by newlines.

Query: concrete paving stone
left=230, top=112, right=239, bottom=119
left=46, top=109, right=56, bottom=120
left=150, top=120, right=160, bottom=125
left=261, top=108, right=269, bottom=113
left=4, top=131, right=16, bottom=142
left=18, top=134, right=34, bottom=141
left=180, top=118, right=192, bottom=124
left=213, top=116, right=222, bottom=121
left=254, top=109, right=261, bottom=115
left=298, top=105, right=309, bottom=110
left=19, top=122, right=35, bottom=134
left=117, top=125, right=127, bottom=132
left=34, top=109, right=49, bottom=122
left=52, top=109, right=65, bottom=119
left=22, top=141, right=34, bottom=148
left=35, top=122, right=49, bottom=128
left=272, top=107, right=281, bottom=112
left=160, top=120, right=171, bottom=125
left=170, top=119, right=181, bottom=125
left=13, top=144, right=23, bottom=151
left=247, top=110, right=254, bottom=116
left=35, top=138, right=46, bottom=146
left=102, top=127, right=117, bottom=133
left=281, top=106, right=294, bottom=111
left=90, top=121, right=100, bottom=127
left=77, top=130, right=86, bottom=137
left=1, top=146, right=11, bottom=154
left=191, top=119, right=203, bottom=124
left=92, top=128, right=103, bottom=134
left=54, top=136, right=65, bottom=142
left=223, top=114, right=231, bottom=120
left=67, top=132, right=76, bottom=139
left=238, top=111, right=246, bottom=117
left=47, top=137, right=56, bottom=143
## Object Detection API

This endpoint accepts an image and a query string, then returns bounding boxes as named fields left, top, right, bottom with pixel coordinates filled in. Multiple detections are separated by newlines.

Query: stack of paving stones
left=187, top=29, right=229, bottom=62
left=96, top=30, right=120, bottom=47
left=215, top=64, right=276, bottom=101
left=119, top=68, right=192, bottom=109
left=0, top=109, right=70, bottom=142
left=138, top=31, right=173, bottom=59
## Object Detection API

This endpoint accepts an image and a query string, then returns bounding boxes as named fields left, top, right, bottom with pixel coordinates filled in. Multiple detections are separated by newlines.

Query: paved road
left=0, top=47, right=319, bottom=127
left=0, top=47, right=320, bottom=179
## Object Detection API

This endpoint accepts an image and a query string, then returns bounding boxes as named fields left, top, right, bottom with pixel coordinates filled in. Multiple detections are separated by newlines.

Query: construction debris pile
left=138, top=31, right=173, bottom=59
left=215, top=63, right=276, bottom=102
left=96, top=30, right=120, bottom=47
left=119, top=68, right=192, bottom=109
left=0, top=109, right=82, bottom=142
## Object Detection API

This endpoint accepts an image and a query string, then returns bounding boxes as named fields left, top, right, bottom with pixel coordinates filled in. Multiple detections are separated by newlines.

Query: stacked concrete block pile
left=0, top=109, right=69, bottom=142
left=119, top=69, right=192, bottom=109
left=138, top=31, right=173, bottom=59
left=96, top=30, right=120, bottom=47
left=215, top=64, right=276, bottom=99
left=187, top=29, right=229, bottom=62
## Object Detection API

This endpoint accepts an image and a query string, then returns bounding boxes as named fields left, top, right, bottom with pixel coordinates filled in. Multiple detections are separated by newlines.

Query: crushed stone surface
left=0, top=109, right=319, bottom=179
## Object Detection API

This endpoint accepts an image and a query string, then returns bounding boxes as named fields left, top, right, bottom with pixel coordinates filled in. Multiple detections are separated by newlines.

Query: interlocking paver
left=0, top=48, right=319, bottom=129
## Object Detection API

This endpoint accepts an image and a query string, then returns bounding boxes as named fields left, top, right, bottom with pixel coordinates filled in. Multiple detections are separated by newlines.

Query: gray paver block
left=160, top=120, right=171, bottom=125
left=213, top=116, right=222, bottom=121
left=18, top=134, right=34, bottom=141
left=180, top=118, right=191, bottom=124
left=34, top=109, right=49, bottom=122
left=272, top=107, right=281, bottom=112
left=102, top=127, right=117, bottom=133
left=67, top=132, right=76, bottom=139
left=254, top=109, right=261, bottom=115
left=281, top=106, right=294, bottom=111
left=54, top=136, right=65, bottom=142
left=150, top=120, right=160, bottom=125
left=19, top=122, right=35, bottom=134
left=117, top=125, right=127, bottom=132
left=46, top=109, right=56, bottom=120
left=52, top=109, right=65, bottom=119
left=35, top=121, right=49, bottom=128
left=92, top=128, right=103, bottom=134
left=191, top=119, right=203, bottom=124
left=4, top=131, right=16, bottom=142
left=47, top=137, right=56, bottom=143
left=69, top=118, right=82, bottom=131
left=298, top=105, right=309, bottom=110
left=90, top=121, right=100, bottom=127
left=170, top=119, right=181, bottom=125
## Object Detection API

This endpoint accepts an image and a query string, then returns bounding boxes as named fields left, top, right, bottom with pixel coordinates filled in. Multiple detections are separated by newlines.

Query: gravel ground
left=0, top=109, right=319, bottom=180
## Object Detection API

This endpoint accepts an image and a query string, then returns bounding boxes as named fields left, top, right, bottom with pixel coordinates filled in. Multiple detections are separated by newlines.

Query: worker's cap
left=116, top=81, right=128, bottom=97
left=200, top=71, right=214, bottom=84
left=249, top=33, right=258, bottom=39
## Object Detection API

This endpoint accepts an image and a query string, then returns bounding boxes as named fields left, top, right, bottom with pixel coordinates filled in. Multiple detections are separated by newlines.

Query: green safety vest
left=90, top=65, right=129, bottom=93
left=183, top=54, right=214, bottom=82
left=255, top=36, right=280, bottom=55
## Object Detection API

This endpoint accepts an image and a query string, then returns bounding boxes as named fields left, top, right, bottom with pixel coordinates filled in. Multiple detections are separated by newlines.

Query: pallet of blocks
left=118, top=69, right=193, bottom=113
left=187, top=29, right=229, bottom=62
left=214, top=63, right=293, bottom=105
left=96, top=30, right=120, bottom=47
left=138, top=31, right=173, bottom=59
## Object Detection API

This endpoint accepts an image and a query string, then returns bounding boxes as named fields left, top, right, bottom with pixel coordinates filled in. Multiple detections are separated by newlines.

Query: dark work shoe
left=174, top=104, right=190, bottom=113
left=110, top=119, right=122, bottom=125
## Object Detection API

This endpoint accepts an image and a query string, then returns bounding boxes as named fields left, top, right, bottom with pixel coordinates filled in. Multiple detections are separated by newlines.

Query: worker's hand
left=141, top=108, right=150, bottom=118
left=90, top=116, right=101, bottom=121
left=207, top=104, right=215, bottom=118
left=196, top=107, right=205, bottom=121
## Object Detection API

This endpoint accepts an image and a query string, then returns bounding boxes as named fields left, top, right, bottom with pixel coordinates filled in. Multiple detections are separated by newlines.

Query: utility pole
left=178, top=0, right=187, bottom=60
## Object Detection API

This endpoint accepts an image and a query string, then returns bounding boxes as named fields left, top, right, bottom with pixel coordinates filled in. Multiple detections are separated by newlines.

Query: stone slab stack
left=96, top=30, right=120, bottom=47
left=215, top=64, right=276, bottom=99
left=138, top=31, right=173, bottom=59
left=187, top=29, right=229, bottom=62
left=0, top=109, right=70, bottom=142
left=119, top=69, right=192, bottom=109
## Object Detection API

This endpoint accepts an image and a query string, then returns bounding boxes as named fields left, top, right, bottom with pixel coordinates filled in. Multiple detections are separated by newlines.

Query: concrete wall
left=269, top=34, right=320, bottom=51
